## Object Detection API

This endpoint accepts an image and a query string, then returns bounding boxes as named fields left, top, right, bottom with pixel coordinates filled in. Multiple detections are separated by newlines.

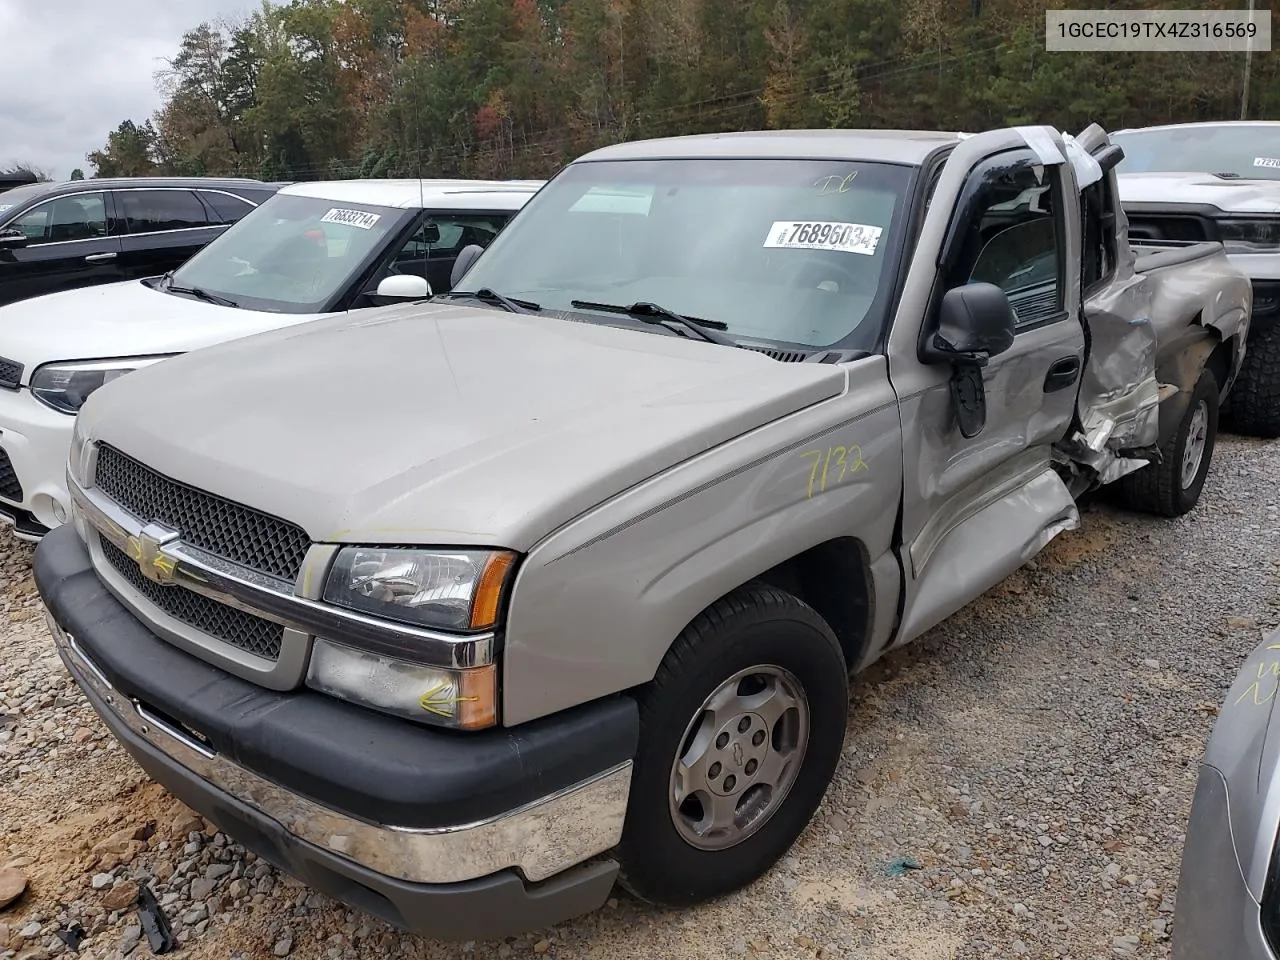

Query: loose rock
left=101, top=881, right=138, bottom=912
left=0, top=867, right=27, bottom=909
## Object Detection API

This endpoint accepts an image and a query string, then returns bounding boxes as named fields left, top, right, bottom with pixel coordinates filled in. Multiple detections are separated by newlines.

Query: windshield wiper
left=166, top=285, right=240, bottom=308
left=437, top=288, right=541, bottom=314
left=162, top=272, right=239, bottom=308
left=569, top=300, right=737, bottom=346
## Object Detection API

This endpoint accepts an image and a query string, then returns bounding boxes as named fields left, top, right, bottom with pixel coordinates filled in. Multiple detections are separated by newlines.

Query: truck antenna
left=415, top=99, right=430, bottom=292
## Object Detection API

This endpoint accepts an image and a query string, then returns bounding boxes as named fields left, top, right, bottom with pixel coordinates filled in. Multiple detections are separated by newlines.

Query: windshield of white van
left=165, top=193, right=413, bottom=313
left=456, top=158, right=914, bottom=350
left=1113, top=125, right=1280, bottom=180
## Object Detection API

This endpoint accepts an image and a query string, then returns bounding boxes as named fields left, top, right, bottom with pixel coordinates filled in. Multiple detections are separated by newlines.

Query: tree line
left=83, top=0, right=1278, bottom=183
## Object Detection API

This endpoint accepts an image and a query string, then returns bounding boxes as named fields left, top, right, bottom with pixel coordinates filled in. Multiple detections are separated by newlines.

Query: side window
left=118, top=190, right=211, bottom=233
left=948, top=164, right=1065, bottom=329
left=393, top=214, right=507, bottom=263
left=201, top=191, right=255, bottom=225
left=372, top=214, right=510, bottom=295
left=10, top=193, right=108, bottom=244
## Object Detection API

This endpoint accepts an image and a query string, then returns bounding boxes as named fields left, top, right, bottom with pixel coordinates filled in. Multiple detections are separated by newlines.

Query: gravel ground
left=1, top=434, right=1277, bottom=960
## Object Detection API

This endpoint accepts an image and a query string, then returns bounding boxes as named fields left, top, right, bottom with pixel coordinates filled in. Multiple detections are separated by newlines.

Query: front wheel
left=617, top=583, right=849, bottom=907
left=1116, top=367, right=1219, bottom=517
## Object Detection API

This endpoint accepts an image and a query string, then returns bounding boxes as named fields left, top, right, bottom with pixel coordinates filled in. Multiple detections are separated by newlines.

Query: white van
left=0, top=177, right=542, bottom=537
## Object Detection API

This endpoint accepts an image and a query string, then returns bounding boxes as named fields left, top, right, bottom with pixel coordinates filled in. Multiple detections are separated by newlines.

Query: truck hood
left=0, top=279, right=329, bottom=382
left=80, top=303, right=847, bottom=551
left=1118, top=171, right=1280, bottom=214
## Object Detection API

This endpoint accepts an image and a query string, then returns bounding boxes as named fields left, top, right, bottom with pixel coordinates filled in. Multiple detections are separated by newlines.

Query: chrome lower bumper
left=48, top=611, right=632, bottom=886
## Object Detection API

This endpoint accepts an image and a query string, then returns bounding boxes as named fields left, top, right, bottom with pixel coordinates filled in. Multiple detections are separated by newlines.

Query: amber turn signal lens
left=470, top=552, right=516, bottom=629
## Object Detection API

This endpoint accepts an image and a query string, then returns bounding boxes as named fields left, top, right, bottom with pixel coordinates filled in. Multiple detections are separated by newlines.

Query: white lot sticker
left=319, top=207, right=382, bottom=229
left=1255, top=157, right=1280, bottom=169
left=0, top=205, right=11, bottom=214
left=764, top=220, right=882, bottom=256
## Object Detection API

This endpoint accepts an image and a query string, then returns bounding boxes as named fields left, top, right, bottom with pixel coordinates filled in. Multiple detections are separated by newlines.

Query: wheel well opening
left=756, top=538, right=872, bottom=670
left=1206, top=335, right=1235, bottom=394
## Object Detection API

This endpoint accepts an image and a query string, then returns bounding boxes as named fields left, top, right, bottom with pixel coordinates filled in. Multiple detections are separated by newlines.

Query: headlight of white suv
left=30, top=356, right=174, bottom=415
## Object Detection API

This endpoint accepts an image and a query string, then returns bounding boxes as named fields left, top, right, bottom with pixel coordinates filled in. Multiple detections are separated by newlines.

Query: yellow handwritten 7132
left=1235, top=645, right=1280, bottom=706
left=800, top=444, right=869, bottom=499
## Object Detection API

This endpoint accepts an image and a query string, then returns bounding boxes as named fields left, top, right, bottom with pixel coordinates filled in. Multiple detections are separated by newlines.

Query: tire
left=617, top=583, right=848, bottom=907
left=1116, top=367, right=1218, bottom=518
left=1224, top=324, right=1280, bottom=438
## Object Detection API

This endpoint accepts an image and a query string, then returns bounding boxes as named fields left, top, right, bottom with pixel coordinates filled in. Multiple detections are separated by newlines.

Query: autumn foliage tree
left=89, top=0, right=1280, bottom=183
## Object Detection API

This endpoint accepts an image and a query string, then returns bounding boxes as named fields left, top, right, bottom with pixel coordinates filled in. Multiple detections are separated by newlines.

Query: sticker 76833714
left=320, top=207, right=382, bottom=229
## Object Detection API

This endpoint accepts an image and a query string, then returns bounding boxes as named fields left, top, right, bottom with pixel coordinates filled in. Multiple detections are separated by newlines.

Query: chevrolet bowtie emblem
left=124, top=522, right=180, bottom=585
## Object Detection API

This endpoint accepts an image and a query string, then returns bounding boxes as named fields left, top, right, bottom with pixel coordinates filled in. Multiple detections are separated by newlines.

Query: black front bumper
left=34, top=525, right=640, bottom=940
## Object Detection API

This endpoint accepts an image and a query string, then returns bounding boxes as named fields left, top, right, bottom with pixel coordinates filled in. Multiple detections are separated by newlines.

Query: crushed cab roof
left=279, top=178, right=545, bottom=210
left=574, top=129, right=964, bottom=166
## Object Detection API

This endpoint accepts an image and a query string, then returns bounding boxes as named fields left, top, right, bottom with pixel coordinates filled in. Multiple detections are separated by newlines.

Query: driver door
left=0, top=191, right=123, bottom=306
left=887, top=129, right=1087, bottom=646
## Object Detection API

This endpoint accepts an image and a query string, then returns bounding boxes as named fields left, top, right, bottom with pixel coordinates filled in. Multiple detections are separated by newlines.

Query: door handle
left=84, top=252, right=116, bottom=263
left=1044, top=356, right=1081, bottom=393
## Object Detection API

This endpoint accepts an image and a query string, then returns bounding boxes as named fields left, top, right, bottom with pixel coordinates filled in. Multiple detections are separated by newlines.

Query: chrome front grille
left=93, top=444, right=311, bottom=583
left=100, top=538, right=285, bottom=661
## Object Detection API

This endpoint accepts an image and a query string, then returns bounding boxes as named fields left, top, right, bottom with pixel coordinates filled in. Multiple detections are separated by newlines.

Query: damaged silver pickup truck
left=34, top=123, right=1250, bottom=940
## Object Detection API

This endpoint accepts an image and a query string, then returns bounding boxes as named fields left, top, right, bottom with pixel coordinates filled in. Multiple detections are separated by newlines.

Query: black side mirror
left=0, top=229, right=29, bottom=250
left=921, top=282, right=1018, bottom=440
left=923, top=282, right=1017, bottom=365
left=450, top=244, right=485, bottom=289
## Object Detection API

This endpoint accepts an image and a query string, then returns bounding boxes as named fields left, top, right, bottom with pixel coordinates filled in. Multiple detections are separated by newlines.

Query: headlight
left=322, top=547, right=516, bottom=631
left=1217, top=218, right=1280, bottom=252
left=306, top=638, right=497, bottom=729
left=30, top=356, right=173, bottom=415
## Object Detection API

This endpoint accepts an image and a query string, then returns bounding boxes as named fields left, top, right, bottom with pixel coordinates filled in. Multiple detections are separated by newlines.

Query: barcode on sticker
left=763, top=220, right=882, bottom=256
left=1255, top=157, right=1280, bottom=169
left=320, top=208, right=382, bottom=229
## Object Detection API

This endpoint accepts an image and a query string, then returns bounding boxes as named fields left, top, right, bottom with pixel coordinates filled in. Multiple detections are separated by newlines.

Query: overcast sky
left=0, top=0, right=248, bottom=180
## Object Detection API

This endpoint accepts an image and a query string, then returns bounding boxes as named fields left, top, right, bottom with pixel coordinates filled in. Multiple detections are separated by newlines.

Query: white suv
left=0, top=177, right=541, bottom=537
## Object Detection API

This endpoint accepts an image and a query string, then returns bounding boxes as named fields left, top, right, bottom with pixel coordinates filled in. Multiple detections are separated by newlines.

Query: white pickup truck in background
left=0, top=177, right=541, bottom=538
left=1114, top=120, right=1280, bottom=437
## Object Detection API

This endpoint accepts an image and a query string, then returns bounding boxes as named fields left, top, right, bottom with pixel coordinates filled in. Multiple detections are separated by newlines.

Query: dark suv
left=0, top=177, right=282, bottom=306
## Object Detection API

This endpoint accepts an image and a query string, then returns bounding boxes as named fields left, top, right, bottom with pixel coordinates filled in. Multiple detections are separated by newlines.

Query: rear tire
left=617, top=583, right=848, bottom=907
left=1223, top=324, right=1280, bottom=438
left=1116, top=367, right=1218, bottom=518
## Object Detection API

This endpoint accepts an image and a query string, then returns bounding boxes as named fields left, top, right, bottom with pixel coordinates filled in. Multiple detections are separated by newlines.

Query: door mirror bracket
left=921, top=282, right=1019, bottom=439
left=0, top=229, right=29, bottom=250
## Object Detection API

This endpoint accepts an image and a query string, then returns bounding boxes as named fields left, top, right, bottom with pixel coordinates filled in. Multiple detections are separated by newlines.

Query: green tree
left=87, top=120, right=158, bottom=177
left=86, top=0, right=1280, bottom=183
left=69, top=168, right=85, bottom=180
